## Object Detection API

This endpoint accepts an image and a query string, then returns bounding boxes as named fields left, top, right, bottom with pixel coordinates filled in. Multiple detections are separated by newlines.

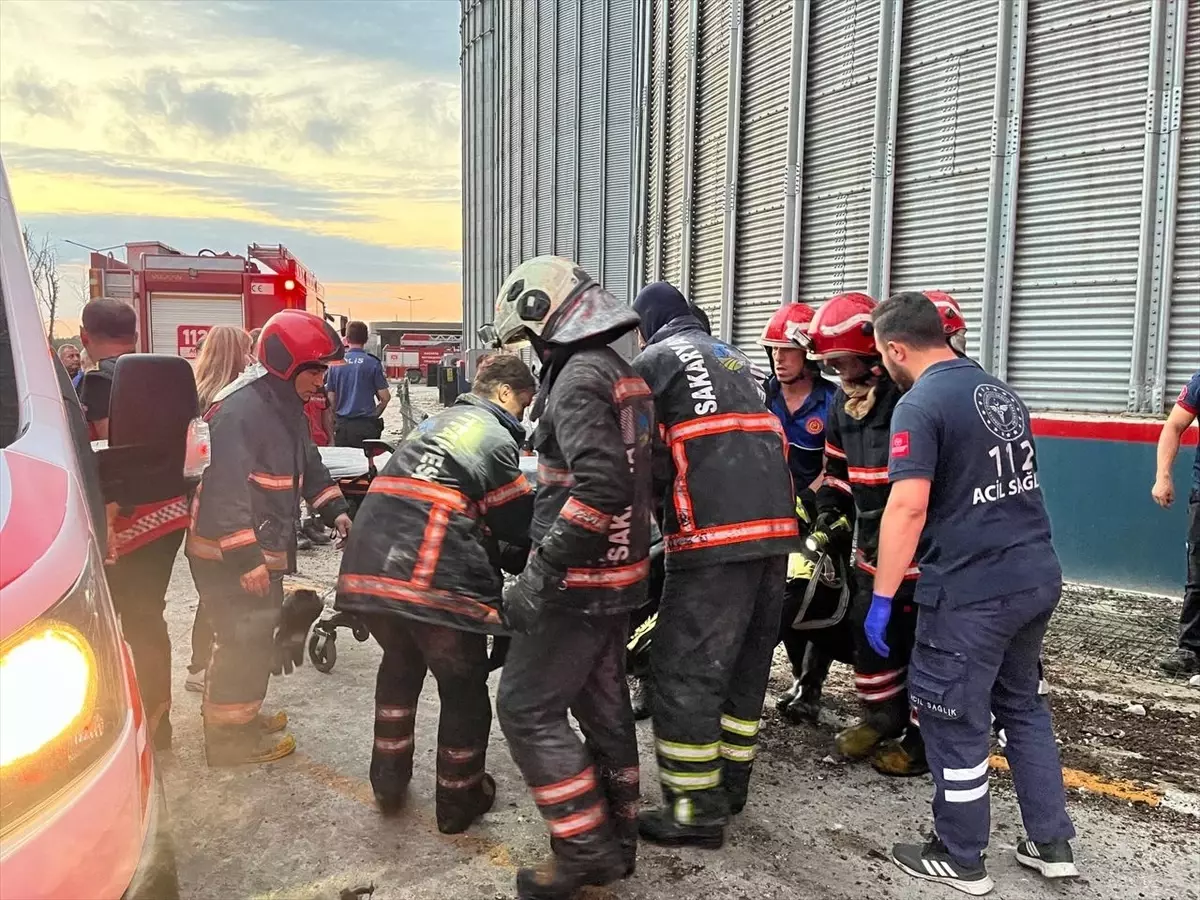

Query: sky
left=0, top=0, right=464, bottom=330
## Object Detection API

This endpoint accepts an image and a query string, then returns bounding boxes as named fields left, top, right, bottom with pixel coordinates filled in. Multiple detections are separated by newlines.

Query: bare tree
left=23, top=226, right=60, bottom=340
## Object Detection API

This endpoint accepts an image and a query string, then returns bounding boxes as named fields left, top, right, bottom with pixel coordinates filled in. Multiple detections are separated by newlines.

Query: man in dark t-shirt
left=867, top=293, right=1076, bottom=896
left=325, top=320, right=390, bottom=448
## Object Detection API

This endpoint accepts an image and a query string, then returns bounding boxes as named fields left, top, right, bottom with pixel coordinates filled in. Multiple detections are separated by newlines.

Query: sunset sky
left=0, top=0, right=464, bottom=329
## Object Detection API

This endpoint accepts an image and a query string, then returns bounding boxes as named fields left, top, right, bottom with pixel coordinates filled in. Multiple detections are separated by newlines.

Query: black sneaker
left=892, top=836, right=994, bottom=896
left=637, top=808, right=724, bottom=849
left=1015, top=838, right=1078, bottom=879
left=1159, top=647, right=1200, bottom=676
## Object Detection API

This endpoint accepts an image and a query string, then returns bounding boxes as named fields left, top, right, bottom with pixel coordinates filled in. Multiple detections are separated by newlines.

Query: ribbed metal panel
left=889, top=0, right=996, bottom=359
left=661, top=0, right=691, bottom=286
left=555, top=0, right=579, bottom=259
left=536, top=0, right=556, bottom=255
left=690, top=0, right=732, bottom=333
left=1007, top=0, right=1152, bottom=411
left=605, top=0, right=638, bottom=303
left=644, top=0, right=666, bottom=286
left=796, top=0, right=880, bottom=308
left=1167, top=10, right=1200, bottom=398
left=521, top=0, right=537, bottom=260
left=578, top=0, right=605, bottom=274
left=732, top=0, right=794, bottom=349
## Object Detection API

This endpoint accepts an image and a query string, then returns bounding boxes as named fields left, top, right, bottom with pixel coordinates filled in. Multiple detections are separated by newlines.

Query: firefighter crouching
left=486, top=256, right=654, bottom=900
left=803, top=292, right=928, bottom=777
left=334, top=353, right=537, bottom=834
left=187, top=310, right=351, bottom=766
left=758, top=302, right=845, bottom=726
left=630, top=283, right=800, bottom=848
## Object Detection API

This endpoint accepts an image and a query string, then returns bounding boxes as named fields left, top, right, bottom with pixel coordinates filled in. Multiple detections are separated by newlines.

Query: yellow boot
left=834, top=721, right=884, bottom=760
left=871, top=732, right=929, bottom=777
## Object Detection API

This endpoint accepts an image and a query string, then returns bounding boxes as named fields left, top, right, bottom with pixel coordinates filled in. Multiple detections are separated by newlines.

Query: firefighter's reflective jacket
left=187, top=370, right=349, bottom=575
left=531, top=346, right=655, bottom=616
left=631, top=316, right=801, bottom=569
left=816, top=374, right=918, bottom=581
left=335, top=393, right=535, bottom=634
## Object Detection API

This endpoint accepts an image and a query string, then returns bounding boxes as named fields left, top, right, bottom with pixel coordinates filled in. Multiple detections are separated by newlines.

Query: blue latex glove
left=864, top=592, right=893, bottom=658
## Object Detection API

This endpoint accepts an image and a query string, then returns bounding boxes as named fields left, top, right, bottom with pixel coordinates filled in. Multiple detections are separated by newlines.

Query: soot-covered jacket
left=187, top=370, right=349, bottom=576
left=335, top=393, right=534, bottom=634
left=632, top=316, right=801, bottom=569
left=816, top=375, right=919, bottom=582
left=531, top=346, right=655, bottom=615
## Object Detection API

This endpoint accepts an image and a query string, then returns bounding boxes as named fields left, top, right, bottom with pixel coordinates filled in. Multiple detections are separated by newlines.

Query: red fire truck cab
left=88, top=242, right=326, bottom=357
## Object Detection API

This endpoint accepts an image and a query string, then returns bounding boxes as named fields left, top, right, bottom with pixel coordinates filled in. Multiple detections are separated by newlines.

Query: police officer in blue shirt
left=325, top=320, right=391, bottom=448
left=868, top=292, right=1076, bottom=896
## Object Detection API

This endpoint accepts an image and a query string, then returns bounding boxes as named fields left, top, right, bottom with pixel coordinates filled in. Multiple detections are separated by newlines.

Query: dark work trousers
left=1181, top=498, right=1200, bottom=653
left=334, top=415, right=384, bottom=449
left=189, top=596, right=212, bottom=674
left=498, top=609, right=640, bottom=868
left=368, top=616, right=492, bottom=825
left=107, top=530, right=185, bottom=742
left=910, top=580, right=1075, bottom=868
left=850, top=574, right=918, bottom=737
left=650, top=556, right=787, bottom=825
left=189, top=559, right=283, bottom=729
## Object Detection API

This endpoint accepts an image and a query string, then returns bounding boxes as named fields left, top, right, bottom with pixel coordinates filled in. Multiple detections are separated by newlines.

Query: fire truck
left=88, top=242, right=328, bottom=357
left=383, top=332, right=463, bottom=382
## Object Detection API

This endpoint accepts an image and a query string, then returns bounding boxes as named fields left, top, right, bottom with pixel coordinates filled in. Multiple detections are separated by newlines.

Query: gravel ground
left=155, top=387, right=1200, bottom=900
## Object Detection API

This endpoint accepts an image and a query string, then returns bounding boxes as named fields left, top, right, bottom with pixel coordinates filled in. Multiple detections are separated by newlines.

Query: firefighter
left=630, top=282, right=799, bottom=848
left=926, top=290, right=969, bottom=356
left=187, top=309, right=352, bottom=766
left=871, top=292, right=1076, bottom=893
left=334, top=353, right=537, bottom=834
left=804, top=292, right=927, bottom=777
left=758, top=302, right=843, bottom=725
left=77, top=298, right=191, bottom=750
left=486, top=256, right=654, bottom=900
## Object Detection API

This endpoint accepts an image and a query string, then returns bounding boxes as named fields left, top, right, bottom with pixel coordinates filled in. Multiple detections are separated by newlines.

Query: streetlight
left=397, top=294, right=425, bottom=322
left=61, top=239, right=125, bottom=254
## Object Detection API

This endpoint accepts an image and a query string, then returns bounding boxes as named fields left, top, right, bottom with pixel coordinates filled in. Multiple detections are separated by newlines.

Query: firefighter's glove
left=273, top=588, right=324, bottom=676
left=497, top=541, right=531, bottom=576
left=501, top=551, right=564, bottom=634
left=864, top=593, right=892, bottom=658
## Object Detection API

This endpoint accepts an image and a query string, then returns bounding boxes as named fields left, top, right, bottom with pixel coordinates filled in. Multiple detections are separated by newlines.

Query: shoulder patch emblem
left=891, top=431, right=911, bottom=458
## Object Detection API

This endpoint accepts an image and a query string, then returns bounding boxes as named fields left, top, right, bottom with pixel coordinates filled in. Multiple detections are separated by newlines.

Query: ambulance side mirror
left=97, top=354, right=201, bottom=506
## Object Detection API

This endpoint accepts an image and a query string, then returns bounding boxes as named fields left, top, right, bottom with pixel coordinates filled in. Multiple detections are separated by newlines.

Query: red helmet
left=804, top=292, right=878, bottom=359
left=924, top=290, right=967, bottom=336
left=258, top=309, right=345, bottom=380
left=759, top=303, right=816, bottom=348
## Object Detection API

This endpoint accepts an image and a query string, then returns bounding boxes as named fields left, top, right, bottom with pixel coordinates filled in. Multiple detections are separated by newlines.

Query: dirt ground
left=155, top=387, right=1200, bottom=900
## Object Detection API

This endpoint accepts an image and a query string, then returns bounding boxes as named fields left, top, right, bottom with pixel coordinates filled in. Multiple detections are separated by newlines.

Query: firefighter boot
left=776, top=677, right=802, bottom=712
left=204, top=721, right=297, bottom=767
left=871, top=729, right=929, bottom=777
left=836, top=696, right=907, bottom=760
left=628, top=674, right=652, bottom=721
left=599, top=767, right=640, bottom=877
left=835, top=721, right=885, bottom=760
left=437, top=774, right=497, bottom=834
left=637, top=807, right=725, bottom=850
left=515, top=839, right=628, bottom=900
left=370, top=752, right=414, bottom=817
left=258, top=710, right=289, bottom=733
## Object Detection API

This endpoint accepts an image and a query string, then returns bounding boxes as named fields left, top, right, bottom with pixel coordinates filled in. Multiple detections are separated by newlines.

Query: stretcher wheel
left=309, top=629, right=337, bottom=673
left=350, top=621, right=371, bottom=642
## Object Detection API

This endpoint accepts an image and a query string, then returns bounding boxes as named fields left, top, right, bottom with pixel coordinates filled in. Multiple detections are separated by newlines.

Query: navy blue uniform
left=326, top=348, right=388, bottom=447
left=888, top=358, right=1073, bottom=868
left=766, top=376, right=835, bottom=491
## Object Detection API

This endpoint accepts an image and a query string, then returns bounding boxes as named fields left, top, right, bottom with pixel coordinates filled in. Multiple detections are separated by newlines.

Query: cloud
left=120, top=68, right=255, bottom=138
left=4, top=69, right=76, bottom=121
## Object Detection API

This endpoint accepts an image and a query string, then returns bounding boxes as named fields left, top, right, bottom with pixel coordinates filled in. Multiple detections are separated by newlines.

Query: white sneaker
left=185, top=670, right=205, bottom=693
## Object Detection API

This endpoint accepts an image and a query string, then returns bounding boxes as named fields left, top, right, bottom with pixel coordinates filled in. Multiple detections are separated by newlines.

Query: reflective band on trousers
left=548, top=802, right=607, bottom=839
left=944, top=781, right=989, bottom=803
left=720, top=714, right=760, bottom=738
left=719, top=742, right=757, bottom=763
left=660, top=769, right=722, bottom=791
left=943, top=760, right=989, bottom=782
left=655, top=738, right=719, bottom=762
left=532, top=767, right=596, bottom=806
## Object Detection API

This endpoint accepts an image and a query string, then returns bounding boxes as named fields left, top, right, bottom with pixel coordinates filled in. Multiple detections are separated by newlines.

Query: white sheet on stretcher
left=319, top=446, right=377, bottom=480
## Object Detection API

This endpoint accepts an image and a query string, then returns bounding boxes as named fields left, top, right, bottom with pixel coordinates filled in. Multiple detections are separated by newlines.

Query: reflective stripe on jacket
left=632, top=317, right=801, bottom=569
left=335, top=393, right=534, bottom=634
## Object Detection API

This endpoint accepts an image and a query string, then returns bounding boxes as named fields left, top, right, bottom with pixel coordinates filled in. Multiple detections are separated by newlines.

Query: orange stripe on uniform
left=202, top=699, right=262, bottom=726
left=411, top=506, right=451, bottom=587
left=665, top=412, right=783, bottom=444
left=249, top=472, right=293, bottom=490
left=824, top=476, right=852, bottom=495
left=613, top=377, right=652, bottom=403
left=312, top=485, right=344, bottom=508
left=825, top=442, right=847, bottom=460
left=560, top=497, right=612, bottom=533
left=337, top=573, right=502, bottom=624
left=483, top=474, right=534, bottom=508
left=855, top=553, right=920, bottom=579
left=548, top=802, right=607, bottom=839
left=219, top=528, right=258, bottom=550
left=537, top=463, right=574, bottom=487
left=847, top=465, right=889, bottom=485
left=665, top=518, right=798, bottom=553
left=369, top=476, right=474, bottom=515
left=564, top=559, right=650, bottom=589
left=671, top=440, right=696, bottom=532
left=532, top=767, right=597, bottom=806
